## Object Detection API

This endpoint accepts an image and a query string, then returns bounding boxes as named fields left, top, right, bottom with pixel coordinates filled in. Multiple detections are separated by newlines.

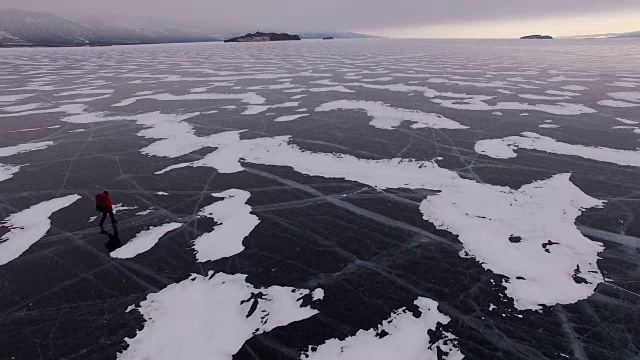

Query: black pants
left=99, top=211, right=117, bottom=228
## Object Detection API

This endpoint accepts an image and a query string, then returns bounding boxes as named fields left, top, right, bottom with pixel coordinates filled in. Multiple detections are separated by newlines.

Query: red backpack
left=95, top=194, right=108, bottom=212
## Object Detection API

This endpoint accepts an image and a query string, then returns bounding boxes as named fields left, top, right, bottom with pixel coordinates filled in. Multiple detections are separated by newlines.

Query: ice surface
left=0, top=195, right=80, bottom=265
left=2, top=39, right=640, bottom=360
left=153, top=130, right=606, bottom=309
left=119, top=272, right=321, bottom=360
left=302, top=297, right=463, bottom=360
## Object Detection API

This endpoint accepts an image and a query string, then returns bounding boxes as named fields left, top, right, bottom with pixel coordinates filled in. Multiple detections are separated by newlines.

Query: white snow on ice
left=432, top=98, right=596, bottom=115
left=420, top=173, right=604, bottom=310
left=301, top=297, right=463, bottom=360
left=546, top=90, right=581, bottom=96
left=0, top=141, right=54, bottom=157
left=150, top=129, right=605, bottom=309
left=2, top=103, right=46, bottom=112
left=0, top=195, right=81, bottom=265
left=242, top=102, right=299, bottom=115
left=0, top=141, right=55, bottom=182
left=597, top=100, right=639, bottom=108
left=111, top=223, right=182, bottom=259
left=0, top=94, right=34, bottom=103
left=274, top=114, right=309, bottom=122
left=475, top=132, right=640, bottom=167
left=616, top=118, right=639, bottom=125
left=112, top=92, right=266, bottom=107
left=192, top=190, right=260, bottom=262
left=315, top=100, right=467, bottom=130
left=518, top=94, right=571, bottom=101
left=561, top=85, right=588, bottom=91
left=607, top=92, right=640, bottom=103
left=118, top=272, right=321, bottom=360
left=9, top=125, right=61, bottom=133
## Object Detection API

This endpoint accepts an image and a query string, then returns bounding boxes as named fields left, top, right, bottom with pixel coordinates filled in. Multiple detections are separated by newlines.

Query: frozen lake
left=1, top=38, right=639, bottom=359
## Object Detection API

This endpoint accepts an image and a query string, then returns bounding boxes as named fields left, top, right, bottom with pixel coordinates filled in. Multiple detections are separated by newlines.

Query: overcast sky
left=4, top=0, right=640, bottom=37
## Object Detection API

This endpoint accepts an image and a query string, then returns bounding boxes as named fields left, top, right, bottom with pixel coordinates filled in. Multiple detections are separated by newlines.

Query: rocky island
left=224, top=32, right=302, bottom=43
left=520, top=35, right=553, bottom=39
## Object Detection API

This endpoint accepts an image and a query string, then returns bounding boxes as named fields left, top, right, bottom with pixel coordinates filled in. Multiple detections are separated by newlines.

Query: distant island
left=323, top=37, right=334, bottom=40
left=224, top=32, right=301, bottom=43
left=520, top=35, right=553, bottom=40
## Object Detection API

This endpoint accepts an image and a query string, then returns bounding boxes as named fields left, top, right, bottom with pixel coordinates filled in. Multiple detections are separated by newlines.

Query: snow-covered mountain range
left=0, top=9, right=374, bottom=47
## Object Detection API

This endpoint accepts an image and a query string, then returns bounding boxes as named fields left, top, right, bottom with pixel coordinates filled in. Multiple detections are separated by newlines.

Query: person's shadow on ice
left=103, top=231, right=123, bottom=253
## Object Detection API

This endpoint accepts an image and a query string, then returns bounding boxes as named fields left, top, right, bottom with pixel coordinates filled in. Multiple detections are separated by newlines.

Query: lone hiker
left=95, top=191, right=117, bottom=233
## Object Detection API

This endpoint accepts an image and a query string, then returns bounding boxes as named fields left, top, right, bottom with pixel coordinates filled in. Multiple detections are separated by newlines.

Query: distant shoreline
left=2, top=37, right=639, bottom=49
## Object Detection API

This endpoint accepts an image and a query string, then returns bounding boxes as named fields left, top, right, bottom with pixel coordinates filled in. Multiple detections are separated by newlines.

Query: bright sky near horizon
left=375, top=9, right=640, bottom=38
left=2, top=0, right=640, bottom=38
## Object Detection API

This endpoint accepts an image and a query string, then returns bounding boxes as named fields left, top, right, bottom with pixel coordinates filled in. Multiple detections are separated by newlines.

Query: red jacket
left=103, top=194, right=113, bottom=211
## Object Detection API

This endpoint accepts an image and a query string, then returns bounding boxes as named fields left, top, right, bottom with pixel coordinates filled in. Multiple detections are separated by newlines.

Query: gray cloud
left=3, top=0, right=640, bottom=32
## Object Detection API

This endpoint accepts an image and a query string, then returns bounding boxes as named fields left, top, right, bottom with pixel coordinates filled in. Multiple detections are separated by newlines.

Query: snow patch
left=546, top=90, right=580, bottom=96
left=475, top=132, right=640, bottom=167
left=111, top=223, right=182, bottom=259
left=0, top=141, right=55, bottom=182
left=2, top=103, right=46, bottom=112
left=119, top=272, right=321, bottom=360
left=0, top=94, right=34, bottom=103
left=0, top=195, right=81, bottom=265
left=519, top=94, right=571, bottom=101
left=242, top=102, right=299, bottom=115
left=316, top=100, right=467, bottom=130
left=0, top=142, right=54, bottom=157
left=607, top=92, right=640, bottom=103
left=597, top=100, right=638, bottom=108
left=562, top=85, right=588, bottom=91
left=9, top=125, right=60, bottom=133
left=193, top=190, right=260, bottom=262
left=113, top=204, right=139, bottom=213
left=420, top=174, right=605, bottom=310
left=433, top=98, right=596, bottom=115
left=301, top=297, right=463, bottom=360
left=113, top=92, right=265, bottom=107
left=616, top=118, right=639, bottom=125
left=274, top=114, right=308, bottom=122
